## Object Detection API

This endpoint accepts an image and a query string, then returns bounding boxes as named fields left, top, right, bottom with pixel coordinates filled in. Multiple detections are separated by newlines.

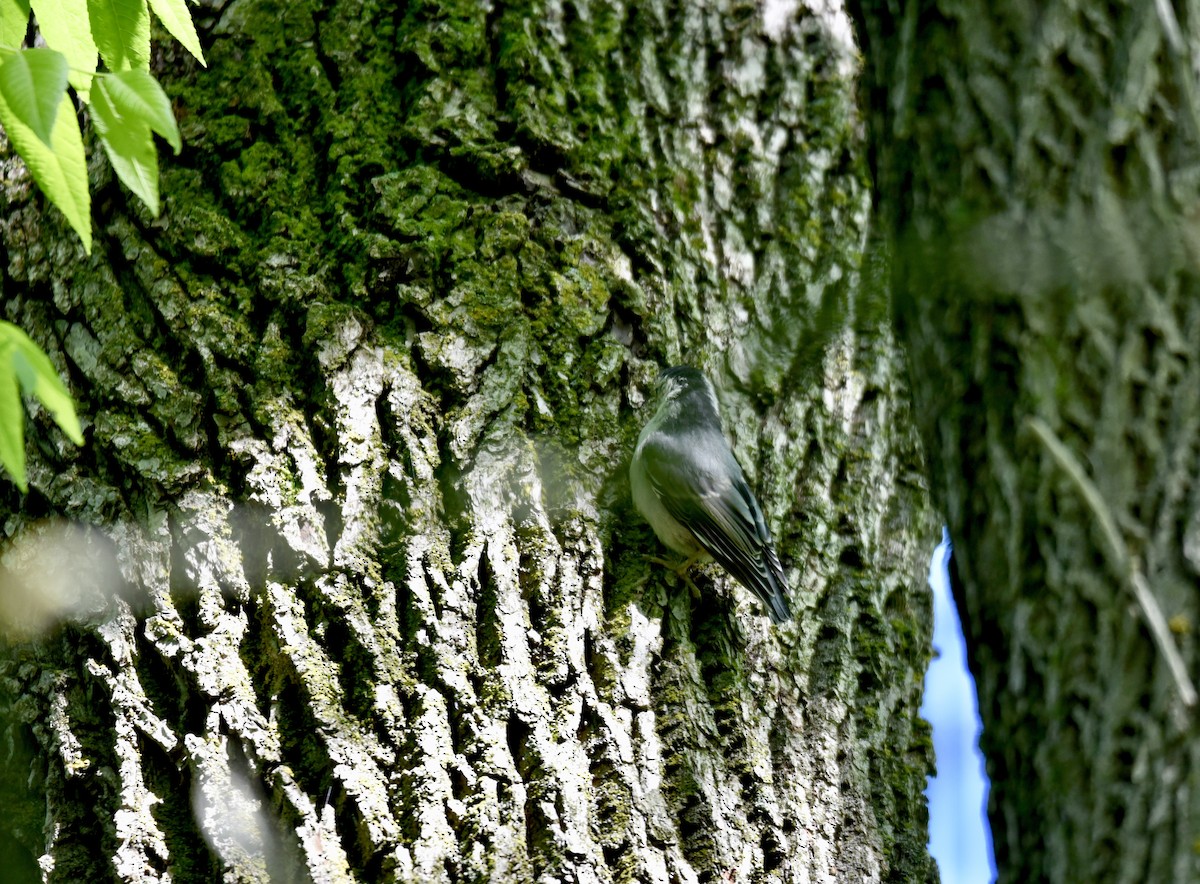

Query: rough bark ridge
left=1, top=1, right=936, bottom=881
left=850, top=0, right=1200, bottom=880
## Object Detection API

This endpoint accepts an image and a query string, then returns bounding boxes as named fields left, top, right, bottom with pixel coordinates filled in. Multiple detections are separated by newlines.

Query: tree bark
left=0, top=1, right=937, bottom=881
left=849, top=0, right=1200, bottom=880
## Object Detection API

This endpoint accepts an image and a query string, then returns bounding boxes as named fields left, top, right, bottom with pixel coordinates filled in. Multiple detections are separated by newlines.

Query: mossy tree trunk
left=849, top=0, right=1200, bottom=881
left=0, top=1, right=937, bottom=881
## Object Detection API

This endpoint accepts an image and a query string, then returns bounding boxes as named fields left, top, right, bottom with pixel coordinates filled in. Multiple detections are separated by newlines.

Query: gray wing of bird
left=641, top=432, right=793, bottom=624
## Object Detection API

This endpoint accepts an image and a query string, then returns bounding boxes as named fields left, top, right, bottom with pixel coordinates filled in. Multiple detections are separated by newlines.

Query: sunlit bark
left=0, top=1, right=937, bottom=880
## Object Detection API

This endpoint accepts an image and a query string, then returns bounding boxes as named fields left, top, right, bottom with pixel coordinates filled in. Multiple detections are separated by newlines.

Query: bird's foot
left=643, top=553, right=705, bottom=598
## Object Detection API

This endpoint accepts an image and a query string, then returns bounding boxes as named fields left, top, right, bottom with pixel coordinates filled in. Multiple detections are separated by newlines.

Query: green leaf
left=146, top=0, right=203, bottom=66
left=89, top=70, right=181, bottom=215
left=87, top=0, right=148, bottom=72
left=91, top=77, right=159, bottom=213
left=0, top=346, right=26, bottom=492
left=100, top=68, right=179, bottom=152
left=4, top=326, right=83, bottom=446
left=29, top=0, right=97, bottom=99
left=0, top=89, right=91, bottom=251
left=0, top=321, right=84, bottom=491
left=0, top=48, right=68, bottom=146
left=0, top=0, right=31, bottom=48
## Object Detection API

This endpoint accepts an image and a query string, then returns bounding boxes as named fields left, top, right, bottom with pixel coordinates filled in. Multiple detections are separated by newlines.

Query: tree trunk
left=0, top=1, right=937, bottom=881
left=849, top=0, right=1200, bottom=880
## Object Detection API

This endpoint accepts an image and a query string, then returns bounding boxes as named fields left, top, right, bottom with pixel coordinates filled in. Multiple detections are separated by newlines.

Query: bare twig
left=1027, top=416, right=1197, bottom=709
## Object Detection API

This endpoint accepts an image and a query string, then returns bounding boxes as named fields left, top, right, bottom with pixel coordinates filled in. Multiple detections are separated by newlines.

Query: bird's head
left=656, top=366, right=705, bottom=398
left=652, top=366, right=720, bottom=420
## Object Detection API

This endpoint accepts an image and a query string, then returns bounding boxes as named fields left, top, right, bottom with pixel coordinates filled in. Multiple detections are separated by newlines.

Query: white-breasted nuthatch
left=630, top=366, right=793, bottom=624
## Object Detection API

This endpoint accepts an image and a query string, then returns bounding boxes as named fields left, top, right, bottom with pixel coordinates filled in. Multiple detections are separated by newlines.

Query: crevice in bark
left=655, top=627, right=722, bottom=875
left=166, top=524, right=203, bottom=641
left=239, top=595, right=277, bottom=723
left=390, top=547, right=419, bottom=648
left=135, top=629, right=190, bottom=742
left=476, top=546, right=502, bottom=670
left=50, top=654, right=121, bottom=875
left=319, top=605, right=378, bottom=726
left=296, top=360, right=346, bottom=509
left=583, top=624, right=618, bottom=704
left=335, top=784, right=377, bottom=879
left=436, top=460, right=472, bottom=564
left=0, top=684, right=47, bottom=871
left=140, top=734, right=205, bottom=878
left=273, top=660, right=336, bottom=795
left=313, top=499, right=344, bottom=570
left=308, top=4, right=343, bottom=94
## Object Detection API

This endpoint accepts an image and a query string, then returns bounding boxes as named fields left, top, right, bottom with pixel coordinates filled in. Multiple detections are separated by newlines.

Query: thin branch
left=1026, top=416, right=1197, bottom=710
left=1154, top=0, right=1200, bottom=151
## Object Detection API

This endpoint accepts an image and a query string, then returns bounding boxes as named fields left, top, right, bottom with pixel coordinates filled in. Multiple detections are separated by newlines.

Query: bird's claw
left=643, top=553, right=704, bottom=597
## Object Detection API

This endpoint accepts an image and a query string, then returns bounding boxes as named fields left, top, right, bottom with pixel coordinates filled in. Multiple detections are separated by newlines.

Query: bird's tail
left=764, top=585, right=792, bottom=624
left=761, top=548, right=793, bottom=624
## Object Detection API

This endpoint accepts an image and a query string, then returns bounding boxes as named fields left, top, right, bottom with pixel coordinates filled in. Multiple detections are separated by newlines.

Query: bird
left=630, top=366, right=793, bottom=624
